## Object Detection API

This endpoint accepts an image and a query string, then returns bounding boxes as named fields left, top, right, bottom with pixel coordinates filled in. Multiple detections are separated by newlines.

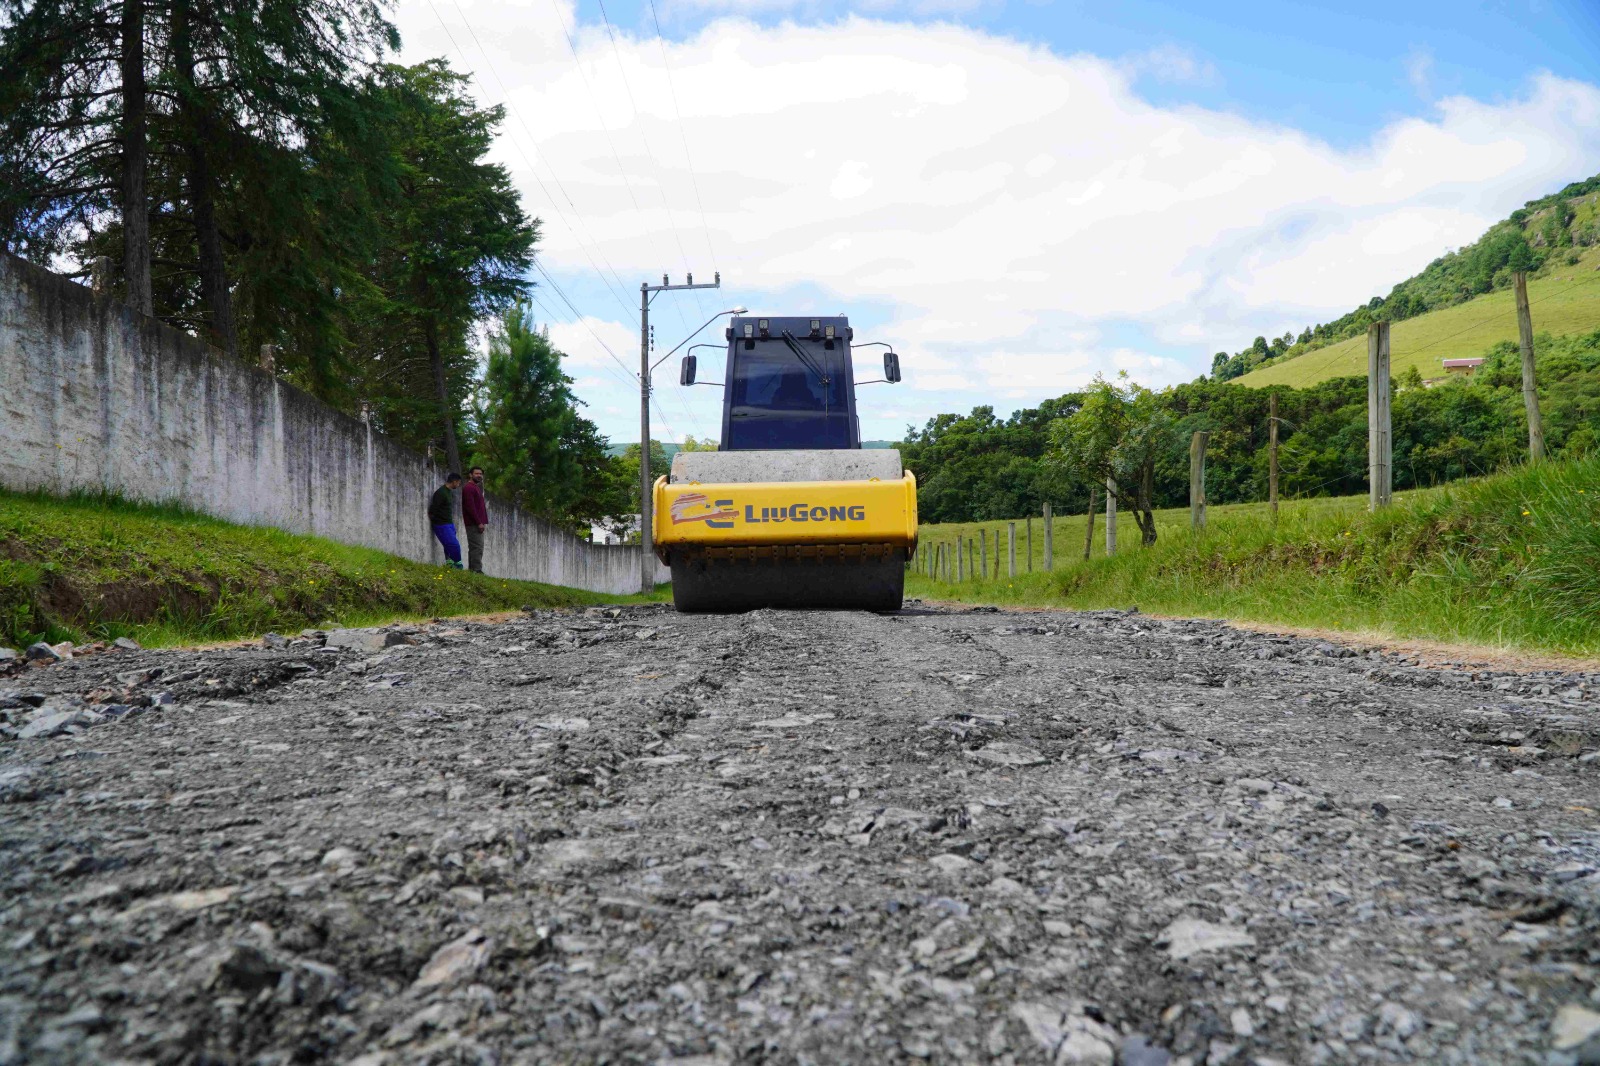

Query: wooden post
left=956, top=535, right=965, bottom=582
left=1007, top=522, right=1016, bottom=578
left=994, top=529, right=1002, bottom=577
left=1268, top=392, right=1279, bottom=518
left=980, top=529, right=987, bottom=579
left=1026, top=517, right=1033, bottom=572
left=1368, top=322, right=1392, bottom=510
left=969, top=540, right=976, bottom=581
left=1083, top=485, right=1096, bottom=561
left=1189, top=431, right=1209, bottom=530
left=1105, top=478, right=1118, bottom=556
left=1043, top=503, right=1053, bottom=570
left=1512, top=271, right=1545, bottom=462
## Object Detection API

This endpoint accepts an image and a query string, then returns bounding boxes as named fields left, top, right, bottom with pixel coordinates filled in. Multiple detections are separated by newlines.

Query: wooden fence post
left=1512, top=271, right=1545, bottom=462
left=1105, top=478, right=1118, bottom=556
left=1269, top=392, right=1279, bottom=517
left=1043, top=503, right=1053, bottom=570
left=980, top=529, right=987, bottom=579
left=1026, top=516, right=1033, bottom=572
left=957, top=535, right=965, bottom=582
left=1368, top=322, right=1392, bottom=510
left=1083, top=485, right=1096, bottom=561
left=1007, top=522, right=1016, bottom=578
left=969, top=539, right=976, bottom=582
left=1190, top=430, right=1209, bottom=530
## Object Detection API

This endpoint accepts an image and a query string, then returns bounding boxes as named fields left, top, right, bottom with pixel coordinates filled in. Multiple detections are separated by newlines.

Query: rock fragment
left=413, top=929, right=493, bottom=992
left=1158, top=918, right=1256, bottom=960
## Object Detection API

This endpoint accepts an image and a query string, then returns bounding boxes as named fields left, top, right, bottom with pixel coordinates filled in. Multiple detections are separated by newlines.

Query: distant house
left=1442, top=357, right=1484, bottom=376
left=590, top=514, right=640, bottom=545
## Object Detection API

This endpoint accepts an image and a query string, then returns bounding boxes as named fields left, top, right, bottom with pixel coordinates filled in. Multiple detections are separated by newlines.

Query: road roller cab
left=655, top=315, right=916, bottom=612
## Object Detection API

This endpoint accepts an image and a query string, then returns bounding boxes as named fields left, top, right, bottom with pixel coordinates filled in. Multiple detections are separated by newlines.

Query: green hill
left=1238, top=256, right=1600, bottom=388
left=1221, top=174, right=1600, bottom=389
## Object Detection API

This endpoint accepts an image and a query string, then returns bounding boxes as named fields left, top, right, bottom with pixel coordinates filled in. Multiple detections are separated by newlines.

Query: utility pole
left=639, top=272, right=721, bottom=592
left=1268, top=393, right=1280, bottom=518
left=1368, top=321, right=1392, bottom=511
left=1512, top=271, right=1545, bottom=462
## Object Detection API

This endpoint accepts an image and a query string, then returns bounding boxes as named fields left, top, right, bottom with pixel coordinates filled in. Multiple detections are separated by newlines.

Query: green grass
left=1237, top=247, right=1600, bottom=389
left=0, top=490, right=665, bottom=650
left=909, top=456, right=1600, bottom=657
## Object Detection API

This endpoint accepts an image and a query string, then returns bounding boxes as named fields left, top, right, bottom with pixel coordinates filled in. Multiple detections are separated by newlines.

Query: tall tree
left=119, top=0, right=151, bottom=312
left=346, top=60, right=536, bottom=475
left=471, top=303, right=585, bottom=518
left=1050, top=375, right=1174, bottom=546
left=0, top=0, right=132, bottom=278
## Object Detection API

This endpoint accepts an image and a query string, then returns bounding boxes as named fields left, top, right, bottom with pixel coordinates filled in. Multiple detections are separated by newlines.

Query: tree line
left=0, top=0, right=642, bottom=535
left=900, top=328, right=1600, bottom=536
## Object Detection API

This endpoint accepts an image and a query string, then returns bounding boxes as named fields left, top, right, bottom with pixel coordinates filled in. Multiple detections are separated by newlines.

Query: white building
left=590, top=514, right=641, bottom=545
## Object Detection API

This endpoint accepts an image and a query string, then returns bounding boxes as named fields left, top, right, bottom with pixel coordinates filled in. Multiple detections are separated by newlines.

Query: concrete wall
left=0, top=253, right=669, bottom=595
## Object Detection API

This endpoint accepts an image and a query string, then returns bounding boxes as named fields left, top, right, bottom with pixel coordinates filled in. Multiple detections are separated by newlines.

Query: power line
left=592, top=0, right=710, bottom=328
left=525, top=291, right=638, bottom=394
left=645, top=0, right=721, bottom=272
left=428, top=0, right=638, bottom=321
left=532, top=260, right=639, bottom=384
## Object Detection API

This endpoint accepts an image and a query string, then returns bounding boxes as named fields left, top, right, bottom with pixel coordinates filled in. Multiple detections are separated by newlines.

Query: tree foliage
left=904, top=329, right=1600, bottom=525
left=471, top=302, right=610, bottom=530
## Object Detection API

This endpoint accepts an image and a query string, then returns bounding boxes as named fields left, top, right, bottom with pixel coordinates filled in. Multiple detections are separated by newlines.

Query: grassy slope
left=0, top=491, right=660, bottom=649
left=909, top=457, right=1600, bottom=656
left=1236, top=246, right=1600, bottom=389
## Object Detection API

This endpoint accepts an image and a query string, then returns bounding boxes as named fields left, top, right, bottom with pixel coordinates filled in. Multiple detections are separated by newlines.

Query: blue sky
left=396, top=0, right=1600, bottom=444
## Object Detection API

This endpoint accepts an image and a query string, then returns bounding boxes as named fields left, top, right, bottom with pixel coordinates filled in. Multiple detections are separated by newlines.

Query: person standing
left=429, top=473, right=464, bottom=569
left=462, top=466, right=489, bottom=573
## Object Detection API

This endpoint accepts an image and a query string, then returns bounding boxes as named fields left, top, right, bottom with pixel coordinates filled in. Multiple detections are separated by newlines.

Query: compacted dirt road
left=3, top=604, right=1599, bottom=1065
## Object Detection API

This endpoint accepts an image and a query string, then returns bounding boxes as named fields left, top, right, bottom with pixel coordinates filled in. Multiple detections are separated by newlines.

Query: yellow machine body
left=653, top=472, right=918, bottom=558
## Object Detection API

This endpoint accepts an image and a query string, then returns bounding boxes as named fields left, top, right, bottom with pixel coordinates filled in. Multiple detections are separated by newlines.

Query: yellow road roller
left=653, top=315, right=916, bottom=612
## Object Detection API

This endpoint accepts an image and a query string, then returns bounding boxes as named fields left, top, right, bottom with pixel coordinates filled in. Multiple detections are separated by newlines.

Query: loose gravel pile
left=2, top=604, right=1598, bottom=1065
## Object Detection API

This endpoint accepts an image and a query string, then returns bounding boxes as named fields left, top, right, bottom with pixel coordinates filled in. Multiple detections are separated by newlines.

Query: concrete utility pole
left=1368, top=321, right=1392, bottom=511
left=639, top=272, right=721, bottom=592
left=1268, top=393, right=1280, bottom=518
left=1190, top=431, right=1209, bottom=530
left=1512, top=271, right=1545, bottom=462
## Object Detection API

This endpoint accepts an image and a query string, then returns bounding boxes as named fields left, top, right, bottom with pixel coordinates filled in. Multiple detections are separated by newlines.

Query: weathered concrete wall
left=0, top=253, right=669, bottom=594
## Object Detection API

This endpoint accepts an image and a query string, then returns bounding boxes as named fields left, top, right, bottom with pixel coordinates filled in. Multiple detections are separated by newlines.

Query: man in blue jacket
left=428, top=473, right=464, bottom=569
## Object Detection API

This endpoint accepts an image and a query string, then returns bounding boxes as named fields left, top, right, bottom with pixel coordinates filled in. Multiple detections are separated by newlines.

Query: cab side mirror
left=680, top=354, right=697, bottom=386
left=884, top=351, right=901, bottom=383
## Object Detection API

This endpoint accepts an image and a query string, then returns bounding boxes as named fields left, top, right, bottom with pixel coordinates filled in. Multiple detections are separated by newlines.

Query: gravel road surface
left=3, top=604, right=1599, bottom=1065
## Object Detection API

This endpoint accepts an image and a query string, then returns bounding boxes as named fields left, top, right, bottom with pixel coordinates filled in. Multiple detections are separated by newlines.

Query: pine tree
left=344, top=60, right=537, bottom=474
left=471, top=303, right=604, bottom=524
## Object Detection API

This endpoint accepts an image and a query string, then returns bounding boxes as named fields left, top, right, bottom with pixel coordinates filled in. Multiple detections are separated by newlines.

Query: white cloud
left=1121, top=43, right=1219, bottom=87
left=394, top=2, right=1600, bottom=438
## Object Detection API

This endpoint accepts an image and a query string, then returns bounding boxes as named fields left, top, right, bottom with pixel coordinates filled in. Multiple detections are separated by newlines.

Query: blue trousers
left=432, top=523, right=462, bottom=563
